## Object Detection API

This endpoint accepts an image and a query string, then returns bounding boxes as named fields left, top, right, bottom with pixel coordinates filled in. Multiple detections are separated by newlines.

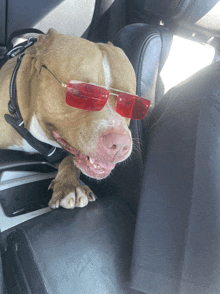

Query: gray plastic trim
left=0, top=172, right=57, bottom=191
left=0, top=204, right=51, bottom=232
left=0, top=160, right=56, bottom=171
left=0, top=171, right=57, bottom=232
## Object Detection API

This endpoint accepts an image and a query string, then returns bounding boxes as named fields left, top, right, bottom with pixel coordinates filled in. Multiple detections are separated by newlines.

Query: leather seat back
left=131, top=51, right=220, bottom=294
left=114, top=24, right=173, bottom=106
left=4, top=0, right=96, bottom=41
left=114, top=0, right=220, bottom=105
left=0, top=0, right=6, bottom=46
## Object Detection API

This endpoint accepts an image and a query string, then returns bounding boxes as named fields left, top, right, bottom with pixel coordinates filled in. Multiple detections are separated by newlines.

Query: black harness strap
left=4, top=113, right=69, bottom=163
left=8, top=54, right=24, bottom=124
left=3, top=29, right=69, bottom=164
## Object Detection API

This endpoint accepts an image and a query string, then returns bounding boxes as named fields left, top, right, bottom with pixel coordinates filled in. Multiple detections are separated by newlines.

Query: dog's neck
left=4, top=54, right=68, bottom=163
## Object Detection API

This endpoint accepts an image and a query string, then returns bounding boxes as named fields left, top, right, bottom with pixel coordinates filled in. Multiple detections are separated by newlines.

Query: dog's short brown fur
left=0, top=29, right=136, bottom=209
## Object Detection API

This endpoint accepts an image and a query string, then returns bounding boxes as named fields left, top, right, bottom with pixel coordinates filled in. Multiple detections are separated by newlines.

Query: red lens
left=66, top=81, right=109, bottom=111
left=116, top=93, right=151, bottom=120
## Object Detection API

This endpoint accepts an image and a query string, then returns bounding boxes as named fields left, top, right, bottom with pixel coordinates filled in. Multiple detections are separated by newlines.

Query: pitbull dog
left=0, top=29, right=137, bottom=209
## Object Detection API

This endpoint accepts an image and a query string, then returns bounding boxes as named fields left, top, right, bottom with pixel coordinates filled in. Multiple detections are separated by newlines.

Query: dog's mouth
left=52, top=131, right=115, bottom=179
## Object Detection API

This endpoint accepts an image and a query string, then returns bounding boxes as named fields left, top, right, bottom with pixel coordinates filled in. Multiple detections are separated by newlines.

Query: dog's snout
left=97, top=130, right=132, bottom=162
left=103, top=133, right=130, bottom=155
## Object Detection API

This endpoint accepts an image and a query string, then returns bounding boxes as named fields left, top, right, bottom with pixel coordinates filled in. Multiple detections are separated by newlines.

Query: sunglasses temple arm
left=41, top=65, right=67, bottom=88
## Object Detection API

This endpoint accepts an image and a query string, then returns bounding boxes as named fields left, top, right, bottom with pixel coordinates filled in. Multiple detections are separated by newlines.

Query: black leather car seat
left=131, top=59, right=220, bottom=294
left=111, top=1, right=220, bottom=293
left=113, top=0, right=219, bottom=161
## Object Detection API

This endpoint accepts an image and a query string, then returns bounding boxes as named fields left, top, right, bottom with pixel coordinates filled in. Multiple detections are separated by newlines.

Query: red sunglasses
left=42, top=65, right=151, bottom=120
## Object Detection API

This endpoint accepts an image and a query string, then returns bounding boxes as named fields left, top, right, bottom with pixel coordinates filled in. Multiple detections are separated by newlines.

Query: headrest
left=143, top=0, right=193, bottom=19
left=143, top=0, right=220, bottom=34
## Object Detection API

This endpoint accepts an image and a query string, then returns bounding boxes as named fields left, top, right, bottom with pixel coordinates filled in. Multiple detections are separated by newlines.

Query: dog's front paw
left=48, top=182, right=96, bottom=209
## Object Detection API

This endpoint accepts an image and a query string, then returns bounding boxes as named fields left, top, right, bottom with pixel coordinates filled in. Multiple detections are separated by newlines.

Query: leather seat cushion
left=4, top=196, right=136, bottom=294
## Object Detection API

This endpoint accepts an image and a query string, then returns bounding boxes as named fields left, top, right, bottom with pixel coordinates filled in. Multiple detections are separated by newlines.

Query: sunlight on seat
left=160, top=35, right=215, bottom=93
left=196, top=2, right=220, bottom=31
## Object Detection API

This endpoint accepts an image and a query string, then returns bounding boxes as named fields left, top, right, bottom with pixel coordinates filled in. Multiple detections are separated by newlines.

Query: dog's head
left=23, top=29, right=137, bottom=179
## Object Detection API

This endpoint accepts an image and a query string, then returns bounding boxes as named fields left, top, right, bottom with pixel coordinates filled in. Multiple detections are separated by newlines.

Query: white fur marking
left=102, top=55, right=112, bottom=88
left=29, top=114, right=61, bottom=149
left=106, top=100, right=116, bottom=116
left=7, top=114, right=61, bottom=153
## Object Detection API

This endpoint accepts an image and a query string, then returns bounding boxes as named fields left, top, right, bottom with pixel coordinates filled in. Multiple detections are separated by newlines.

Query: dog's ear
left=26, top=28, right=60, bottom=56
left=36, top=28, right=59, bottom=51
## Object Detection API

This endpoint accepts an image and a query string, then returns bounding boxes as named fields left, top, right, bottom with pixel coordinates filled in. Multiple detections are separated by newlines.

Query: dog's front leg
left=48, top=155, right=96, bottom=209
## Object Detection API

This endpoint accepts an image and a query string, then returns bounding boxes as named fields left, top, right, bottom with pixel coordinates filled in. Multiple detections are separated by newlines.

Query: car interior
left=1, top=0, right=220, bottom=293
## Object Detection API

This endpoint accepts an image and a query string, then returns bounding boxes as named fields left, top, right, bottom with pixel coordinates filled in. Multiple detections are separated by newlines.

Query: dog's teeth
left=89, top=157, right=95, bottom=165
left=56, top=200, right=60, bottom=209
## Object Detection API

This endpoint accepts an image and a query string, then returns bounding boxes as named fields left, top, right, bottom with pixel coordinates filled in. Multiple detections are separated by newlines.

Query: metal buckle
left=6, top=37, right=37, bottom=58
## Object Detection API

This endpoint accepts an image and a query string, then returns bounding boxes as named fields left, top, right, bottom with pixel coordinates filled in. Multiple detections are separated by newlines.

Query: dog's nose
left=102, top=132, right=131, bottom=161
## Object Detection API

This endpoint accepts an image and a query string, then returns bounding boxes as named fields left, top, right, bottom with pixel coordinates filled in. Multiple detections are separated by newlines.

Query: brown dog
left=0, top=29, right=137, bottom=209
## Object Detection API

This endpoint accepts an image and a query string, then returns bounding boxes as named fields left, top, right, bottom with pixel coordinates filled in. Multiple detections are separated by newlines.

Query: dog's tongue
left=52, top=131, right=115, bottom=178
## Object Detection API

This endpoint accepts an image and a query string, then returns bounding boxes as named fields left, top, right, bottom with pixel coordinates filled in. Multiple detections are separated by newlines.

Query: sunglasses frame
left=41, top=65, right=151, bottom=120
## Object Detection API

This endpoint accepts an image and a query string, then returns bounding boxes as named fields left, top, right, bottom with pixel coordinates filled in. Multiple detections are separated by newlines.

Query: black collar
left=4, top=54, right=68, bottom=164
